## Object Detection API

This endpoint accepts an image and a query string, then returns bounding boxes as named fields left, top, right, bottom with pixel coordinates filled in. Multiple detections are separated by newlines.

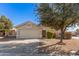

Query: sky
left=0, top=3, right=39, bottom=26
left=0, top=3, right=78, bottom=32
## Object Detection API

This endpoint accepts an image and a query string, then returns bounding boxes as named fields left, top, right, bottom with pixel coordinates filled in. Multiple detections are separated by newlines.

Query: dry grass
left=41, top=39, right=79, bottom=52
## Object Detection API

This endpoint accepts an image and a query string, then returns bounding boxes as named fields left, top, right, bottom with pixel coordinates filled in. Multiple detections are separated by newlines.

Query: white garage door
left=17, top=29, right=42, bottom=39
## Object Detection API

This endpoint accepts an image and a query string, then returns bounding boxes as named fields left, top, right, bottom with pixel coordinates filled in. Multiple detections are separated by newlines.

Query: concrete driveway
left=0, top=39, right=42, bottom=56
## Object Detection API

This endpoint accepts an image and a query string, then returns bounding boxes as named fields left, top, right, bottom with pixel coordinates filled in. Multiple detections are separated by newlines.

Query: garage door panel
left=17, top=29, right=42, bottom=38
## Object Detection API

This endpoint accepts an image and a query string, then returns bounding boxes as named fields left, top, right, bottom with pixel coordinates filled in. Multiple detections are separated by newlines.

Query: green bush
left=52, top=33, right=56, bottom=38
left=47, top=32, right=52, bottom=39
left=47, top=32, right=56, bottom=39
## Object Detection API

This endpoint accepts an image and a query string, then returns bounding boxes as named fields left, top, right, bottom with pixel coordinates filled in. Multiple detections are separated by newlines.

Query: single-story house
left=15, top=21, right=56, bottom=39
left=14, top=21, right=72, bottom=39
left=15, top=21, right=42, bottom=39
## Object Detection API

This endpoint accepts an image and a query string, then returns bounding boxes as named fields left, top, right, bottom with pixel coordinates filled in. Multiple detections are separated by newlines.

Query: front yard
left=40, top=39, right=79, bottom=52
left=0, top=37, right=79, bottom=56
left=38, top=38, right=79, bottom=55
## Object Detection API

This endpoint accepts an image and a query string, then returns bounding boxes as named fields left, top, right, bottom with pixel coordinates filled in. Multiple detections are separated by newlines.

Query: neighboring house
left=0, top=29, right=5, bottom=36
left=71, top=32, right=76, bottom=36
left=8, top=28, right=16, bottom=36
left=74, top=32, right=79, bottom=36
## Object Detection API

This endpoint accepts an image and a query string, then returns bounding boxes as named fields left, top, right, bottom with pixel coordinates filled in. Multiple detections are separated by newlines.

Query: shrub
left=47, top=32, right=56, bottom=39
left=52, top=33, right=56, bottom=38
left=47, top=32, right=52, bottom=39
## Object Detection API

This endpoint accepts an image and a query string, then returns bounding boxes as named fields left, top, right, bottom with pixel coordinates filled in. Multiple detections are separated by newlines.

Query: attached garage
left=16, top=21, right=42, bottom=39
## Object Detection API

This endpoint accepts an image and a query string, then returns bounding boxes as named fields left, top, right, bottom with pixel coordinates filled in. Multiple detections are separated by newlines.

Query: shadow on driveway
left=0, top=37, right=48, bottom=56
left=0, top=42, right=41, bottom=56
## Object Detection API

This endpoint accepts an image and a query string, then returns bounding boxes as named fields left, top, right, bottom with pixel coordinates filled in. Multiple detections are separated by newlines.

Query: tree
left=0, top=22, right=4, bottom=29
left=0, top=15, right=13, bottom=36
left=37, top=3, right=79, bottom=44
left=0, top=16, right=13, bottom=29
left=76, top=28, right=79, bottom=32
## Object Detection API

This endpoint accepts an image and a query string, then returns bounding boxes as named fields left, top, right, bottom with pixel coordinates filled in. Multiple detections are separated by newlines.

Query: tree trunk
left=59, top=29, right=64, bottom=43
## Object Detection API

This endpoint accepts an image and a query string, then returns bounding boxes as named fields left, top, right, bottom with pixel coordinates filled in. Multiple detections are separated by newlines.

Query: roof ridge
left=15, top=21, right=39, bottom=28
